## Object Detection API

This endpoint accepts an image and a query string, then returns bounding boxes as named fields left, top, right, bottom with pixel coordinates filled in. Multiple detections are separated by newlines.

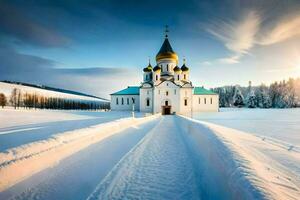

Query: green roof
left=194, top=87, right=217, bottom=95
left=111, top=86, right=140, bottom=95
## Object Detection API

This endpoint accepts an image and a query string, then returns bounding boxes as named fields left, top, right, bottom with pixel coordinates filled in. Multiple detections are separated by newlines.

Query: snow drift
left=0, top=114, right=159, bottom=192
left=179, top=115, right=300, bottom=200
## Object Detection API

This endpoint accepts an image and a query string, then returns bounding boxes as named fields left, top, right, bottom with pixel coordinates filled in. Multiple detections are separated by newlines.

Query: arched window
left=210, top=98, right=213, bottom=104
left=132, top=98, right=135, bottom=104
left=127, top=98, right=129, bottom=105
left=184, top=99, right=188, bottom=106
left=199, top=97, right=201, bottom=104
left=204, top=98, right=207, bottom=104
left=174, top=89, right=176, bottom=95
left=167, top=64, right=169, bottom=71
left=156, top=75, right=158, bottom=80
left=166, top=91, right=169, bottom=96
left=116, top=98, right=119, bottom=105
left=146, top=98, right=150, bottom=106
left=121, top=98, right=124, bottom=105
left=165, top=101, right=168, bottom=106
left=184, top=74, right=186, bottom=79
left=177, top=75, right=180, bottom=80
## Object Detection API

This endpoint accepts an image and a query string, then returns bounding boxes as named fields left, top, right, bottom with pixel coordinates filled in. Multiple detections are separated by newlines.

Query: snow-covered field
left=193, top=108, right=300, bottom=146
left=0, top=108, right=299, bottom=199
left=0, top=108, right=142, bottom=151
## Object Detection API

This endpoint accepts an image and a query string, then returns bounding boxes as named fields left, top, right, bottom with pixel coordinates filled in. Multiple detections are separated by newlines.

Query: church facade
left=111, top=33, right=219, bottom=115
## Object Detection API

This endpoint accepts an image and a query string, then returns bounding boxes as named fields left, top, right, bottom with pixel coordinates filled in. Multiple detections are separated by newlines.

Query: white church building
left=111, top=31, right=219, bottom=115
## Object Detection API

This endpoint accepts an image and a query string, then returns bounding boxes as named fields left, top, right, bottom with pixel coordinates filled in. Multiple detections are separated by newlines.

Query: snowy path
left=0, top=118, right=160, bottom=200
left=88, top=116, right=201, bottom=200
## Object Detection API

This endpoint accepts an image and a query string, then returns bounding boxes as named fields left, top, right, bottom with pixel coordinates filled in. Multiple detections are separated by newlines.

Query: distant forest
left=212, top=77, right=300, bottom=108
left=0, top=87, right=110, bottom=110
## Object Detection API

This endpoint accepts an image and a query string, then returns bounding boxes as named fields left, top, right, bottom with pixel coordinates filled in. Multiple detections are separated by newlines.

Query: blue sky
left=0, top=0, right=300, bottom=98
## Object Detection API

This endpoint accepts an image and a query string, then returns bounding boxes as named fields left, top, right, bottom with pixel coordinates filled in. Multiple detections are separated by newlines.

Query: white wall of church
left=153, top=81, right=181, bottom=114
left=140, top=88, right=153, bottom=113
left=111, top=95, right=140, bottom=111
left=192, top=95, right=219, bottom=112
left=179, top=87, right=193, bottom=114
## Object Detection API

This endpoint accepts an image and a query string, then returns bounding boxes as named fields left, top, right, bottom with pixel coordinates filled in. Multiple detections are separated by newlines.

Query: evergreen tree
left=233, top=87, right=244, bottom=107
left=246, top=90, right=257, bottom=108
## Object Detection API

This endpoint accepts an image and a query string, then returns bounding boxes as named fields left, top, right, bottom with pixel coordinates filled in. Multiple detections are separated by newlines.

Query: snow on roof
left=194, top=87, right=217, bottom=95
left=111, top=86, right=140, bottom=95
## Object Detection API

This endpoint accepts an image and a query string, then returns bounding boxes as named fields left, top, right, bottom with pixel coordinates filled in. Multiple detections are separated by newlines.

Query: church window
left=127, top=98, right=129, bottom=105
left=210, top=98, right=213, bottom=104
left=166, top=91, right=169, bottom=96
left=165, top=101, right=168, bottom=106
left=184, top=99, right=188, bottom=106
left=156, top=75, right=158, bottom=81
left=167, top=64, right=169, bottom=71
left=121, top=98, right=124, bottom=105
left=184, top=74, right=186, bottom=79
left=146, top=98, right=150, bottom=106
left=199, top=98, right=201, bottom=104
left=132, top=98, right=135, bottom=104
left=204, top=98, right=207, bottom=104
left=177, top=75, right=180, bottom=80
left=116, top=98, right=119, bottom=105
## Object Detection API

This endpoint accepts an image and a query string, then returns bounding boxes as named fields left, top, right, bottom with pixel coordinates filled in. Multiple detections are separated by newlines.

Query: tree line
left=0, top=88, right=110, bottom=110
left=212, top=78, right=300, bottom=108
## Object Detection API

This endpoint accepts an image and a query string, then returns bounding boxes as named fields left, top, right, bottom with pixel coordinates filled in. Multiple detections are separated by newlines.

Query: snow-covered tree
left=246, top=90, right=257, bottom=108
left=245, top=81, right=257, bottom=108
left=233, top=87, right=244, bottom=107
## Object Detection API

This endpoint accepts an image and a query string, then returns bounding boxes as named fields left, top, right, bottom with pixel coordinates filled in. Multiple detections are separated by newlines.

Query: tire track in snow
left=87, top=116, right=201, bottom=200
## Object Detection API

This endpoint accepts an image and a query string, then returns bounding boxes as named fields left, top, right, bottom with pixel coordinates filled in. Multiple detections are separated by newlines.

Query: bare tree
left=0, top=93, right=7, bottom=108
left=17, top=89, right=22, bottom=109
left=10, top=88, right=18, bottom=109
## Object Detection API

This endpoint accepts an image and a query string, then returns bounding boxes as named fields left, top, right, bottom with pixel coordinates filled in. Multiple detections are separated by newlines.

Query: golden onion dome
left=181, top=63, right=189, bottom=72
left=173, top=65, right=181, bottom=72
left=143, top=63, right=152, bottom=72
left=153, top=65, right=161, bottom=72
left=156, top=37, right=178, bottom=63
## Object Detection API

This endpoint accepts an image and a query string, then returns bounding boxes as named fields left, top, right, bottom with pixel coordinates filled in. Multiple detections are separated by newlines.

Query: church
left=111, top=30, right=219, bottom=115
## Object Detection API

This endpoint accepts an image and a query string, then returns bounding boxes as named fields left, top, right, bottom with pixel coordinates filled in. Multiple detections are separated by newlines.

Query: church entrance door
left=162, top=106, right=171, bottom=115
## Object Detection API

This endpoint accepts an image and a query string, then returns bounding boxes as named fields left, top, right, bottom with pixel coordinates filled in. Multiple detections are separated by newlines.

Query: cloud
left=258, top=14, right=300, bottom=45
left=217, top=54, right=241, bottom=64
left=200, top=61, right=212, bottom=66
left=0, top=2, right=70, bottom=47
left=206, top=11, right=261, bottom=54
left=0, top=45, right=139, bottom=98
left=205, top=9, right=300, bottom=65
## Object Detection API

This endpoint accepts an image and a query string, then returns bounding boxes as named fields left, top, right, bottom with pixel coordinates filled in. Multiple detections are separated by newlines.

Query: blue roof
left=111, top=86, right=140, bottom=95
left=194, top=87, right=217, bottom=95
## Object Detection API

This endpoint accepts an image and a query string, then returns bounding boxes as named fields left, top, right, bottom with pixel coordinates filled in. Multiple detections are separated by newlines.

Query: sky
left=0, top=0, right=300, bottom=99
